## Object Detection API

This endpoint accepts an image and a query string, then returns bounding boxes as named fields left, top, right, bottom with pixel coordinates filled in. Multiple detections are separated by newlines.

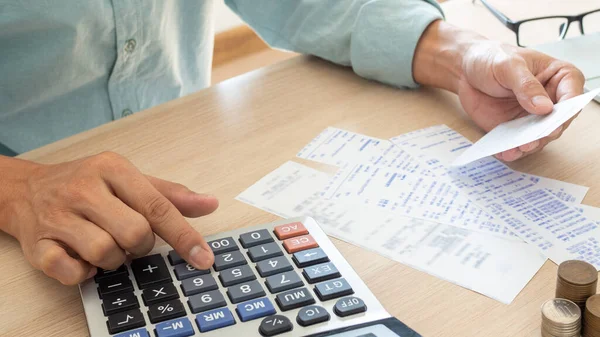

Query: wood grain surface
left=1, top=1, right=599, bottom=336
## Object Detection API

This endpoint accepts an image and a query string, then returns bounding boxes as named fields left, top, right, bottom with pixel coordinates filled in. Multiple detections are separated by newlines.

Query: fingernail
left=513, top=150, right=524, bottom=161
left=523, top=140, right=540, bottom=152
left=189, top=245, right=213, bottom=269
left=86, top=267, right=97, bottom=279
left=532, top=96, right=553, bottom=107
left=550, top=126, right=563, bottom=137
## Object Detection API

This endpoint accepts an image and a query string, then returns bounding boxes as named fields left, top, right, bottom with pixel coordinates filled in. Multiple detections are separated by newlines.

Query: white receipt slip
left=236, top=161, right=547, bottom=304
left=452, top=88, right=600, bottom=166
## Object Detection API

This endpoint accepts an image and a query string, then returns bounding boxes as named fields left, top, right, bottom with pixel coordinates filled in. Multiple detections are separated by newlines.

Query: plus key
left=131, top=254, right=172, bottom=289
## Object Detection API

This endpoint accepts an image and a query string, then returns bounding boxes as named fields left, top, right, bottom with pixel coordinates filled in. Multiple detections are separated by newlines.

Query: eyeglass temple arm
left=472, top=0, right=515, bottom=27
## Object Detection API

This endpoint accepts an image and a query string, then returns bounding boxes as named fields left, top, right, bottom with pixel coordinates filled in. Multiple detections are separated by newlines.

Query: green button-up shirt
left=0, top=0, right=443, bottom=156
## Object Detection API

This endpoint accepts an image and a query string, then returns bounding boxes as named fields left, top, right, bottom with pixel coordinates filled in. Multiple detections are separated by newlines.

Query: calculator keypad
left=142, top=283, right=179, bottom=306
left=275, top=287, right=316, bottom=311
left=180, top=275, right=218, bottom=296
left=196, top=307, right=236, bottom=332
left=106, top=308, right=146, bottom=334
left=235, top=297, right=276, bottom=322
left=256, top=256, right=293, bottom=277
left=102, top=292, right=139, bottom=316
left=247, top=242, right=283, bottom=262
left=227, top=280, right=266, bottom=303
left=283, top=234, right=318, bottom=253
left=131, top=254, right=172, bottom=289
left=314, top=278, right=354, bottom=301
left=147, top=299, right=186, bottom=323
left=174, top=263, right=210, bottom=280
left=98, top=275, right=133, bottom=298
left=95, top=265, right=128, bottom=282
left=265, top=270, right=304, bottom=294
left=188, top=289, right=227, bottom=314
left=292, top=247, right=329, bottom=268
left=88, top=218, right=374, bottom=337
left=239, top=229, right=274, bottom=248
left=218, top=265, right=256, bottom=287
left=259, top=315, right=293, bottom=336
left=207, top=237, right=238, bottom=254
left=213, top=251, right=247, bottom=271
left=296, top=305, right=330, bottom=326
left=302, top=262, right=341, bottom=283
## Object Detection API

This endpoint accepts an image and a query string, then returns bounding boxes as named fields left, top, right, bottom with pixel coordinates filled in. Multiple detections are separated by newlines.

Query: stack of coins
left=556, top=260, right=598, bottom=312
left=584, top=295, right=600, bottom=337
left=541, top=298, right=581, bottom=337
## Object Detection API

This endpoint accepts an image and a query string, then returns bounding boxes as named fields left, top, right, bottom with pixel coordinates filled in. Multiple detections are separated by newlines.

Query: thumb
left=146, top=175, right=219, bottom=218
left=502, top=61, right=554, bottom=115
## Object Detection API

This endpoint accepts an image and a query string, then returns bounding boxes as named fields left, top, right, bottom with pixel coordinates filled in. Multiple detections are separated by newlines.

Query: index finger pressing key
left=103, top=162, right=214, bottom=269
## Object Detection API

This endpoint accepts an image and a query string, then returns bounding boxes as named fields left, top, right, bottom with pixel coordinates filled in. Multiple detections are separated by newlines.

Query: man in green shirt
left=0, top=1, right=584, bottom=285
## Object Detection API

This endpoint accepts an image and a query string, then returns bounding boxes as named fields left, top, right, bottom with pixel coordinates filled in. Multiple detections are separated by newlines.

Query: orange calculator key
left=282, top=234, right=319, bottom=254
left=274, top=222, right=308, bottom=240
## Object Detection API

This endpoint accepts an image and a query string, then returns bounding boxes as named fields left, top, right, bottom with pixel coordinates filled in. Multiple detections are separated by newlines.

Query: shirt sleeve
left=225, top=0, right=444, bottom=89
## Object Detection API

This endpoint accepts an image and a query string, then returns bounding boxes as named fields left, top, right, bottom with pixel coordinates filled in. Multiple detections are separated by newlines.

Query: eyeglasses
left=473, top=0, right=600, bottom=47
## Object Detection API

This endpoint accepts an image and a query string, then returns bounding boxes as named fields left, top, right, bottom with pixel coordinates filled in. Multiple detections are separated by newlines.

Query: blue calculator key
left=235, top=297, right=276, bottom=322
left=154, top=317, right=194, bottom=337
left=195, top=307, right=236, bottom=332
left=114, top=328, right=149, bottom=337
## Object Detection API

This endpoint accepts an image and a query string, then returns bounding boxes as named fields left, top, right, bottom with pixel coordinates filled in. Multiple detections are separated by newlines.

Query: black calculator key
left=181, top=274, right=218, bottom=296
left=265, top=270, right=303, bottom=294
left=334, top=296, right=367, bottom=317
left=256, top=256, right=293, bottom=277
left=208, top=237, right=238, bottom=254
left=219, top=264, right=256, bottom=287
left=102, top=292, right=139, bottom=316
left=259, top=315, right=293, bottom=336
left=292, top=248, right=329, bottom=268
left=95, top=265, right=128, bottom=283
left=174, top=263, right=210, bottom=280
left=227, top=280, right=266, bottom=304
left=247, top=242, right=283, bottom=262
left=275, top=287, right=315, bottom=311
left=213, top=250, right=247, bottom=271
left=239, top=229, right=274, bottom=248
left=142, top=283, right=179, bottom=306
left=167, top=250, right=185, bottom=266
left=98, top=275, right=134, bottom=298
left=302, top=262, right=340, bottom=284
left=296, top=305, right=330, bottom=327
left=314, top=278, right=354, bottom=301
left=131, top=254, right=171, bottom=289
left=188, top=289, right=227, bottom=313
left=106, top=308, right=145, bottom=334
left=147, top=299, right=186, bottom=323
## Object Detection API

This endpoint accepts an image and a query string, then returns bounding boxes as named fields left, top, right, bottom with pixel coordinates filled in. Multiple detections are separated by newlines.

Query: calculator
left=79, top=216, right=421, bottom=337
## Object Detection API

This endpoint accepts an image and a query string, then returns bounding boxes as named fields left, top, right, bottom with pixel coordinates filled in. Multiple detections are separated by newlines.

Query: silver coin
left=541, top=298, right=581, bottom=326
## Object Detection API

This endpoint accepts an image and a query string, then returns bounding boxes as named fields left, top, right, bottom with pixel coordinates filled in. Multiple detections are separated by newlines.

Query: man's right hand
left=0, top=152, right=219, bottom=285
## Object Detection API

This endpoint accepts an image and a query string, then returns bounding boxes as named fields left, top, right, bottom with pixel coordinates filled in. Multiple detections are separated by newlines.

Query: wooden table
left=1, top=0, right=599, bottom=336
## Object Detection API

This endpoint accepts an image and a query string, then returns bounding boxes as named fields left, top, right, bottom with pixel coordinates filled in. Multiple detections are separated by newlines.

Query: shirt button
left=122, top=109, right=133, bottom=117
left=124, top=39, right=136, bottom=53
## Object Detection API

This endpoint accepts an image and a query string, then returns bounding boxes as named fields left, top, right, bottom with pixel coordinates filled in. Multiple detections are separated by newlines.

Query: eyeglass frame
left=473, top=0, right=600, bottom=47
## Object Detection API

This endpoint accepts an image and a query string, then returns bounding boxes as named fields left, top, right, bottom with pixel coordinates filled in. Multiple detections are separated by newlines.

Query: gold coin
left=587, top=295, right=600, bottom=317
left=558, top=260, right=598, bottom=286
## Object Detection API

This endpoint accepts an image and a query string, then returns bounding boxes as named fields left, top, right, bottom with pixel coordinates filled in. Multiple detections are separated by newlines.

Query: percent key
left=148, top=299, right=186, bottom=323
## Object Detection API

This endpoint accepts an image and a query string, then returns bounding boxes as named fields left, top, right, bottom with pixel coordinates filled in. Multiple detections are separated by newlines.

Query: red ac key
left=274, top=222, right=309, bottom=240
left=282, top=234, right=318, bottom=254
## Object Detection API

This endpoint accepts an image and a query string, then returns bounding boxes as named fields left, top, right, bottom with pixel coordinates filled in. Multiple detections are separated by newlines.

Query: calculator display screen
left=328, top=324, right=400, bottom=337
